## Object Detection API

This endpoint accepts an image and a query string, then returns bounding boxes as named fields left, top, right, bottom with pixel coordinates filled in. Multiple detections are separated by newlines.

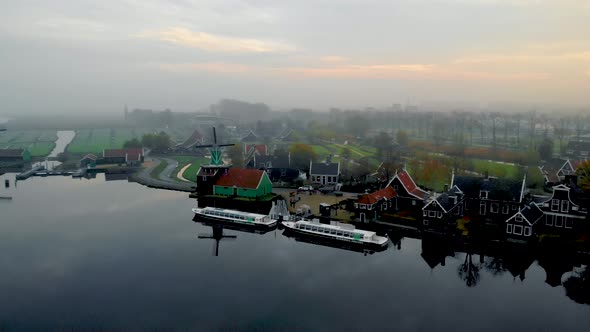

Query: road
left=132, top=157, right=195, bottom=192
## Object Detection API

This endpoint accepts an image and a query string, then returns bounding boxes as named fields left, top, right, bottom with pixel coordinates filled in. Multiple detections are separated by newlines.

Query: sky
left=0, top=0, right=589, bottom=114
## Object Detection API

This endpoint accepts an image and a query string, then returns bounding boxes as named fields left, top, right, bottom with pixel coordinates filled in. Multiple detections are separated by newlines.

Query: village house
left=385, top=169, right=429, bottom=213
left=241, top=131, right=259, bottom=143
left=565, top=140, right=590, bottom=159
left=504, top=202, right=544, bottom=242
left=422, top=185, right=465, bottom=232
left=535, top=179, right=589, bottom=235
left=213, top=168, right=273, bottom=199
left=451, top=173, right=526, bottom=225
left=0, top=148, right=31, bottom=162
left=174, top=129, right=204, bottom=151
left=254, top=155, right=301, bottom=182
left=101, top=148, right=144, bottom=166
left=354, top=186, right=397, bottom=223
left=556, top=159, right=587, bottom=182
left=539, top=158, right=566, bottom=187
left=79, top=154, right=98, bottom=168
left=244, top=144, right=268, bottom=168
left=309, top=161, right=340, bottom=186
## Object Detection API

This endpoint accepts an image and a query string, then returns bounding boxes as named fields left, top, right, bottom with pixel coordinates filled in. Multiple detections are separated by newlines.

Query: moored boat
left=192, top=206, right=277, bottom=228
left=282, top=219, right=388, bottom=248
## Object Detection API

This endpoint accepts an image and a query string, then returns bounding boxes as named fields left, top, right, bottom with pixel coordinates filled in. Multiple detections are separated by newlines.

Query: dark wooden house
left=504, top=202, right=544, bottom=242
left=354, top=186, right=397, bottom=223
left=385, top=169, right=429, bottom=214
left=451, top=173, right=526, bottom=225
left=536, top=181, right=589, bottom=235
left=422, top=185, right=465, bottom=232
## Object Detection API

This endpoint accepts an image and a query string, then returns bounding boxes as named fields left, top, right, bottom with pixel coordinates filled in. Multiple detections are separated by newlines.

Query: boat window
left=336, top=232, right=343, bottom=236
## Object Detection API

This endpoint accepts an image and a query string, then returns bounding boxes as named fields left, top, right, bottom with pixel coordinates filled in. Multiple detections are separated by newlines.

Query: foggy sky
left=1, top=0, right=589, bottom=114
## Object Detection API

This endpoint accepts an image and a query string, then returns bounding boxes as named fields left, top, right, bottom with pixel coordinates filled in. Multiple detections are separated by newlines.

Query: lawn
left=311, top=145, right=331, bottom=158
left=67, top=128, right=180, bottom=154
left=471, top=159, right=521, bottom=179
left=0, top=129, right=58, bottom=157
left=169, top=156, right=208, bottom=181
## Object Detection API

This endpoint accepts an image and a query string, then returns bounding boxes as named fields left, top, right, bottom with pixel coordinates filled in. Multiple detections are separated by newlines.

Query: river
left=0, top=173, right=589, bottom=331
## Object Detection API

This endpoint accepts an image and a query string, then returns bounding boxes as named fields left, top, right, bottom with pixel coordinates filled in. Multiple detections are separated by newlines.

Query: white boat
left=192, top=207, right=277, bottom=228
left=282, top=219, right=388, bottom=248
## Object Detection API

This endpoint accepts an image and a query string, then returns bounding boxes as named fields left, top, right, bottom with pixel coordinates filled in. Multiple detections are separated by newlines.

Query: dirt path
left=177, top=163, right=192, bottom=182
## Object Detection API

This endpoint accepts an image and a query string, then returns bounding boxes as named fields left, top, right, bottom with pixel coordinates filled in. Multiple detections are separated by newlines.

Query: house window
left=546, top=215, right=554, bottom=226
left=555, top=216, right=563, bottom=227
left=524, top=226, right=532, bottom=236
left=382, top=202, right=387, bottom=210
left=506, top=224, right=513, bottom=234
left=491, top=203, right=499, bottom=213
left=393, top=185, right=399, bottom=191
left=512, top=205, right=518, bottom=211
left=423, top=219, right=429, bottom=226
left=513, top=225, right=523, bottom=235
left=412, top=200, right=416, bottom=206
left=429, top=211, right=436, bottom=217
left=480, top=191, right=489, bottom=199
left=561, top=200, right=569, bottom=212
left=565, top=218, right=573, bottom=229
left=551, top=199, right=559, bottom=211
left=480, top=202, right=486, bottom=215
left=202, top=176, right=206, bottom=181
left=515, top=214, right=523, bottom=223
left=502, top=205, right=509, bottom=214
left=423, top=210, right=427, bottom=216
left=437, top=212, right=443, bottom=218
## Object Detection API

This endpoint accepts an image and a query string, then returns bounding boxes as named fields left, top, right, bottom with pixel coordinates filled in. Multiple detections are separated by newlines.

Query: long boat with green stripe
left=192, top=207, right=277, bottom=228
left=282, top=219, right=388, bottom=248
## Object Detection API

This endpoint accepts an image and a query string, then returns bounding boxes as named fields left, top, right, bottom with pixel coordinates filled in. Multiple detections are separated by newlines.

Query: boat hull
left=282, top=223, right=388, bottom=251
left=192, top=212, right=276, bottom=229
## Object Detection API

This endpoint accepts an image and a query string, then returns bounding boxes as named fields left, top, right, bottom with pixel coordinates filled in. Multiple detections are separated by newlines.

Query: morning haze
left=2, top=1, right=590, bottom=331
left=1, top=0, right=589, bottom=115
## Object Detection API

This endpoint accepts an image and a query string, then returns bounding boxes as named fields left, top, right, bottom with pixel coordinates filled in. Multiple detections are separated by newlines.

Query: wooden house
left=385, top=169, right=429, bottom=213
left=79, top=154, right=98, bottom=168
left=241, top=131, right=259, bottom=143
left=422, top=185, right=465, bottom=232
left=101, top=148, right=144, bottom=166
left=309, top=161, right=340, bottom=186
left=504, top=202, right=544, bottom=242
left=0, top=149, right=31, bottom=162
left=451, top=173, right=526, bottom=225
left=213, top=168, right=273, bottom=199
left=354, top=186, right=397, bottom=223
left=536, top=181, right=589, bottom=235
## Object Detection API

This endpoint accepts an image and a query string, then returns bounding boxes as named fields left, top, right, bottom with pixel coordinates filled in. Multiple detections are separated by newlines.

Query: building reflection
left=193, top=215, right=276, bottom=256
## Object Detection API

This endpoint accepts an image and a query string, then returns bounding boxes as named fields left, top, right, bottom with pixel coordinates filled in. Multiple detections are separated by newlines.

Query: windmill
left=197, top=224, right=237, bottom=256
left=194, top=127, right=235, bottom=166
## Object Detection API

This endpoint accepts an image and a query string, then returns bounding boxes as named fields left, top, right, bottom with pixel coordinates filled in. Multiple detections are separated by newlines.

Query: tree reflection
left=563, top=266, right=590, bottom=305
left=484, top=256, right=507, bottom=277
left=458, top=253, right=481, bottom=287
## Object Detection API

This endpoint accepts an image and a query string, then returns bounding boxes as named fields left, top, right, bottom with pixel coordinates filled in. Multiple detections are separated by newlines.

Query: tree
left=374, top=131, right=393, bottom=160
left=396, top=130, right=409, bottom=147
left=123, top=138, right=142, bottom=148
left=575, top=160, right=590, bottom=193
left=141, top=131, right=171, bottom=152
left=227, top=144, right=244, bottom=167
left=538, top=138, right=553, bottom=161
left=340, top=147, right=351, bottom=160
left=288, top=144, right=317, bottom=171
left=458, top=253, right=481, bottom=287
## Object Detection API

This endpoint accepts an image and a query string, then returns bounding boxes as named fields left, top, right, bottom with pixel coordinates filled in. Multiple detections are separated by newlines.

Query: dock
left=15, top=165, right=45, bottom=180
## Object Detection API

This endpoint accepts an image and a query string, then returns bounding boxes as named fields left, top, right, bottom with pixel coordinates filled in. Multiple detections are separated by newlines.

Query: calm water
left=0, top=173, right=589, bottom=331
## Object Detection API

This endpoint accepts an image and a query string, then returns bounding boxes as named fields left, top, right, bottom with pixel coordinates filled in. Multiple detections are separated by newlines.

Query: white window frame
left=423, top=210, right=427, bottom=216
left=480, top=191, right=489, bottom=200
left=555, top=215, right=563, bottom=227
left=515, top=214, right=523, bottom=223
left=513, top=225, right=523, bottom=235
left=561, top=200, right=569, bottom=212
left=524, top=226, right=531, bottom=236
left=480, top=202, right=486, bottom=215
left=546, top=215, right=554, bottom=226
left=551, top=199, right=559, bottom=211
left=491, top=203, right=499, bottom=213
left=437, top=211, right=443, bottom=218
left=502, top=205, right=509, bottom=214
left=429, top=210, right=436, bottom=217
left=506, top=224, right=513, bottom=234
left=565, top=218, right=573, bottom=229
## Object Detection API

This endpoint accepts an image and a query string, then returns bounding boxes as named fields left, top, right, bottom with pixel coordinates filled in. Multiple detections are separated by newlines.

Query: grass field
left=472, top=159, right=521, bottom=179
left=0, top=129, right=57, bottom=157
left=166, top=155, right=209, bottom=182
left=67, top=128, right=172, bottom=154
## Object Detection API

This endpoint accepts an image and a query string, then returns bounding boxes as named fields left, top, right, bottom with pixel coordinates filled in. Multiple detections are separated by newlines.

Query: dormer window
left=515, top=214, right=523, bottom=223
left=480, top=191, right=489, bottom=200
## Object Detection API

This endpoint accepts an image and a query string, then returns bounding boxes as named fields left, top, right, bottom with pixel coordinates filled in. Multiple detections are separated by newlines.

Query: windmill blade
left=212, top=127, right=217, bottom=145
left=218, top=144, right=235, bottom=147
left=221, top=235, right=238, bottom=240
left=195, top=144, right=213, bottom=149
left=213, top=240, right=220, bottom=256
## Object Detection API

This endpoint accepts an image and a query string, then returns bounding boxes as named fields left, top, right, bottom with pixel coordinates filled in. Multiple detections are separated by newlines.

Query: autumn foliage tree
left=288, top=143, right=317, bottom=171
left=576, top=160, right=590, bottom=193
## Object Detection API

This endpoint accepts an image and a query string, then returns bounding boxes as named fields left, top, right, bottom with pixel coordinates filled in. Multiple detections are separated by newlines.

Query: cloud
left=136, top=27, right=295, bottom=53
left=454, top=51, right=590, bottom=64
left=319, top=56, right=350, bottom=63
left=156, top=62, right=254, bottom=74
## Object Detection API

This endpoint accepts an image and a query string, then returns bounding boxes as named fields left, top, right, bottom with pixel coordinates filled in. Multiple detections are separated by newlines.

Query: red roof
left=396, top=169, right=428, bottom=200
left=357, top=186, right=397, bottom=205
left=215, top=168, right=265, bottom=189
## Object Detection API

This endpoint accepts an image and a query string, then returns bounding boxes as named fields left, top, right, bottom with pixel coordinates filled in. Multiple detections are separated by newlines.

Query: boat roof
left=295, top=219, right=377, bottom=236
left=200, top=206, right=268, bottom=219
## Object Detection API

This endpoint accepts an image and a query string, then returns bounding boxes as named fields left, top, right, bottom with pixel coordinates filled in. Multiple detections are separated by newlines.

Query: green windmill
left=195, top=127, right=235, bottom=166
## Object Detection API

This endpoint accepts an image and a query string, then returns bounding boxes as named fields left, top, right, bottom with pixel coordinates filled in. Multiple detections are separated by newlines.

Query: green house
left=213, top=168, right=273, bottom=199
